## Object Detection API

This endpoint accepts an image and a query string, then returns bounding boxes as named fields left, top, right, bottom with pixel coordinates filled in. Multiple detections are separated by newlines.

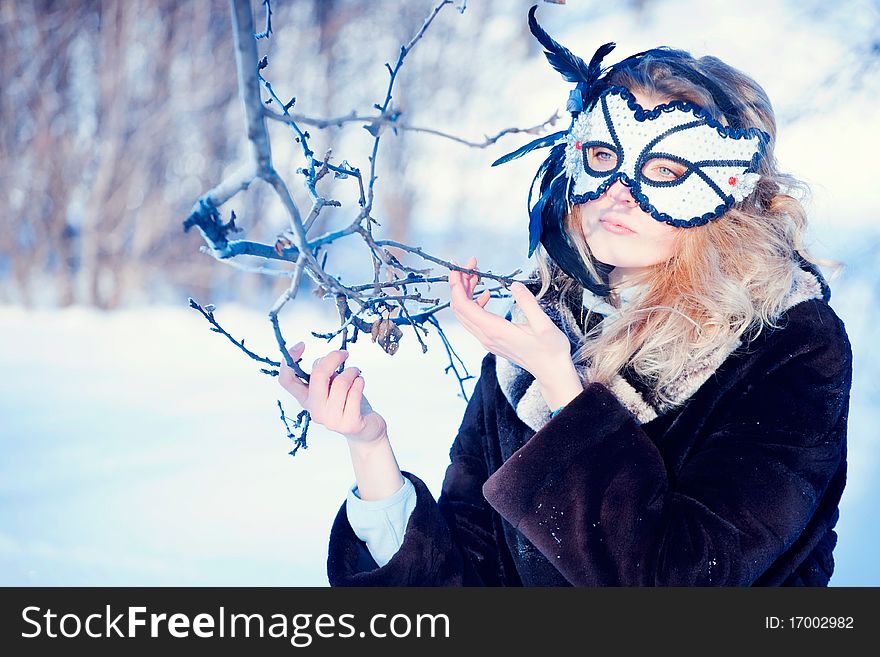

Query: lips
left=600, top=216, right=636, bottom=233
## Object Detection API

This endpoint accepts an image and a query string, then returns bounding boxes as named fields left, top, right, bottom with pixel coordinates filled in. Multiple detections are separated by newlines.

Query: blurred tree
left=1, top=0, right=875, bottom=310
left=0, top=0, right=240, bottom=308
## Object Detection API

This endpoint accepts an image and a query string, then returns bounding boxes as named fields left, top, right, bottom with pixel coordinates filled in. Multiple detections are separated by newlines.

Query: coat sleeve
left=481, top=305, right=853, bottom=586
left=327, top=353, right=510, bottom=586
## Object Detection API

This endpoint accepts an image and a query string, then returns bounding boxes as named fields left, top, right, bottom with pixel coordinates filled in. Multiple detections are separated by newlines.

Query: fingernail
left=291, top=341, right=304, bottom=350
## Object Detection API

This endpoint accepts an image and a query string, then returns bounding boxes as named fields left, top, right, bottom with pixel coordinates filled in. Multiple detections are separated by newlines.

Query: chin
left=584, top=236, right=627, bottom=267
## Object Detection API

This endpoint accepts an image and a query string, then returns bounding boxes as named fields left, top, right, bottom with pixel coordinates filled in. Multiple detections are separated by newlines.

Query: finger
left=278, top=373, right=308, bottom=403
left=308, top=350, right=349, bottom=405
left=450, top=258, right=479, bottom=297
left=451, top=302, right=493, bottom=345
left=278, top=347, right=309, bottom=404
left=448, top=262, right=496, bottom=337
left=448, top=263, right=467, bottom=302
left=448, top=257, right=459, bottom=279
left=327, top=366, right=361, bottom=413
left=456, top=311, right=519, bottom=364
left=467, top=257, right=479, bottom=284
left=457, top=256, right=479, bottom=298
left=342, top=373, right=366, bottom=426
left=476, top=289, right=491, bottom=308
left=462, top=257, right=479, bottom=295
left=450, top=272, right=519, bottom=337
left=509, top=281, right=553, bottom=330
left=282, top=342, right=305, bottom=372
left=286, top=340, right=305, bottom=361
left=448, top=258, right=464, bottom=289
left=451, top=257, right=485, bottom=303
left=279, top=341, right=304, bottom=372
left=448, top=261, right=476, bottom=305
left=451, top=300, right=503, bottom=345
left=464, top=273, right=476, bottom=297
left=469, top=272, right=482, bottom=296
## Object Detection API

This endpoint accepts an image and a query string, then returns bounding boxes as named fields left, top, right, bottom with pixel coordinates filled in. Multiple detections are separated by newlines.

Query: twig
left=277, top=400, right=309, bottom=457
left=188, top=297, right=280, bottom=369
left=363, top=0, right=453, bottom=216
left=427, top=315, right=474, bottom=401
left=254, top=0, right=272, bottom=39
left=263, top=109, right=561, bottom=150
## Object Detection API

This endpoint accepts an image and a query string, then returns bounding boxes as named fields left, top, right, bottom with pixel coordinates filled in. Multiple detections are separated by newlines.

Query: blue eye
left=642, top=157, right=687, bottom=182
left=587, top=146, right=618, bottom=172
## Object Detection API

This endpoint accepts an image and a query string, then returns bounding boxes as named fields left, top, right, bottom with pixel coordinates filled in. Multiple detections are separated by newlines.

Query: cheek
left=644, top=225, right=680, bottom=261
left=619, top=223, right=679, bottom=266
left=624, top=211, right=679, bottom=255
left=575, top=201, right=602, bottom=231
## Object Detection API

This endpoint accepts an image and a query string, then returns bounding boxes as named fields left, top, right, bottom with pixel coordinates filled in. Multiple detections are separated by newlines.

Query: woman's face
left=575, top=90, right=682, bottom=274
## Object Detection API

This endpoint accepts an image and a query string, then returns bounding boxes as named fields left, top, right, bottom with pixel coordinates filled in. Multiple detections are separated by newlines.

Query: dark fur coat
left=327, top=261, right=853, bottom=586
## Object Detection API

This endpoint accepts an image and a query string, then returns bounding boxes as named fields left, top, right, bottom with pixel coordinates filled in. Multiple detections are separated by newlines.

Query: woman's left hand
left=447, top=256, right=575, bottom=386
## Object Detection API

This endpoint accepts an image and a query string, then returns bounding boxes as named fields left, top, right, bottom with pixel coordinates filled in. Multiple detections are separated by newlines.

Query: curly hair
left=531, top=48, right=844, bottom=409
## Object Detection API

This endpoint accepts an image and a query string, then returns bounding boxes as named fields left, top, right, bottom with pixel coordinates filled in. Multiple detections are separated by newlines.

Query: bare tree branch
left=263, top=107, right=561, bottom=149
left=254, top=0, right=273, bottom=40
left=183, top=0, right=549, bottom=455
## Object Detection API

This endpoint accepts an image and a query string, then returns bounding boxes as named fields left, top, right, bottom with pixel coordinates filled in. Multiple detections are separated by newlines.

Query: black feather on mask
left=527, top=4, right=615, bottom=89
left=492, top=5, right=618, bottom=296
left=530, top=144, right=614, bottom=297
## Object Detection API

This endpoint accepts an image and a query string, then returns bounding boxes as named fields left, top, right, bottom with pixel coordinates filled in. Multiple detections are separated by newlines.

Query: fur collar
left=496, top=263, right=829, bottom=430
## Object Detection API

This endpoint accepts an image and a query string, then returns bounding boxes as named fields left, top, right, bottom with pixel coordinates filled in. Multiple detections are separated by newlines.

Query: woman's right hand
left=278, top=342, right=388, bottom=446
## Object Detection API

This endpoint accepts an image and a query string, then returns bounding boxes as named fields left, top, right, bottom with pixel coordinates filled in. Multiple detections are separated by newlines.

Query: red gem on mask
left=575, top=141, right=582, bottom=150
left=729, top=176, right=737, bottom=185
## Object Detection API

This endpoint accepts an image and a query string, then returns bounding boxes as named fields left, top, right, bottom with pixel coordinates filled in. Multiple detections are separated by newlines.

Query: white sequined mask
left=565, top=86, right=768, bottom=227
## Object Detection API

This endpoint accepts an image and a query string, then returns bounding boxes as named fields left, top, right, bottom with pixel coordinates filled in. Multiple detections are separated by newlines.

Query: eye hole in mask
left=582, top=143, right=620, bottom=175
left=640, top=156, right=689, bottom=184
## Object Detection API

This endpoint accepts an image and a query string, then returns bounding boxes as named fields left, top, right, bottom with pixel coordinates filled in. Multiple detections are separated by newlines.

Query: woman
left=278, top=7, right=852, bottom=586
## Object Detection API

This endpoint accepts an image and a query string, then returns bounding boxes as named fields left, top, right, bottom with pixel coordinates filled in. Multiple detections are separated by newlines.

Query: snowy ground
left=0, top=300, right=487, bottom=586
left=0, top=291, right=877, bottom=586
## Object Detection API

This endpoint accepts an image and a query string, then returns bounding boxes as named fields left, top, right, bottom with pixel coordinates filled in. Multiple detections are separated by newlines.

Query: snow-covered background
left=0, top=302, right=487, bottom=585
left=1, top=0, right=877, bottom=585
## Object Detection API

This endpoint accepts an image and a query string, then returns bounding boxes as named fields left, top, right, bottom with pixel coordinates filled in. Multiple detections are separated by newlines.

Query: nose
left=605, top=179, right=637, bottom=206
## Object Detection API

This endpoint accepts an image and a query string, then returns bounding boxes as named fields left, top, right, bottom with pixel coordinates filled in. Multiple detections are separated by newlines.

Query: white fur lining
left=607, top=373, right=660, bottom=424
left=496, top=266, right=826, bottom=429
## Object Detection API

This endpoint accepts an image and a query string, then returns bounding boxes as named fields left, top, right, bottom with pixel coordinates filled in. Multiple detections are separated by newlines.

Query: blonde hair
left=532, top=49, right=843, bottom=409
